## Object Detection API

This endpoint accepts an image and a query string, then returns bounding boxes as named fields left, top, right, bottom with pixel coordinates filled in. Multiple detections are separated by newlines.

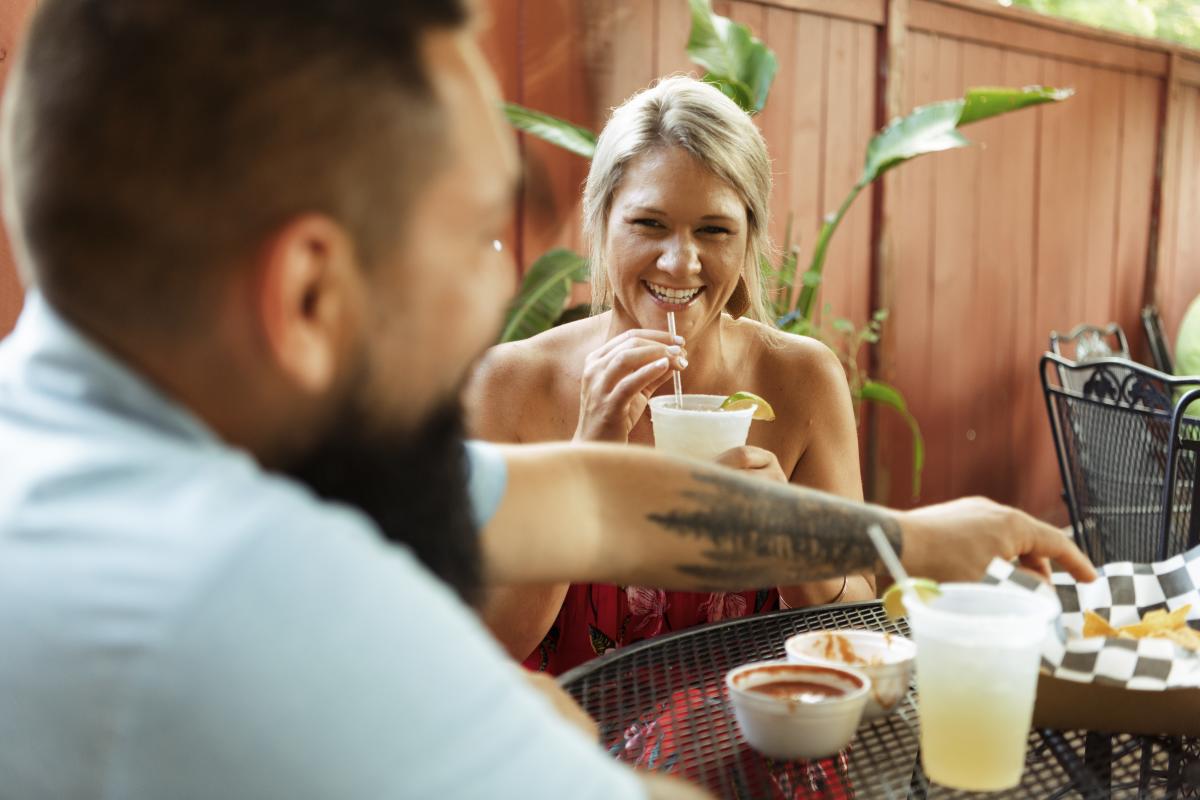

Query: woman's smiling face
left=604, top=146, right=749, bottom=336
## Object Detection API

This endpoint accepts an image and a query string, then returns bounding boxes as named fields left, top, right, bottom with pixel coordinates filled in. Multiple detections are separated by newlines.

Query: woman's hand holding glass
left=573, top=329, right=687, bottom=443
left=715, top=445, right=788, bottom=483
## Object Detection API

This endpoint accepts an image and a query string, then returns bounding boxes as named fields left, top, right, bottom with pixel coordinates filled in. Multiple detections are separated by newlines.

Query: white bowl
left=784, top=630, right=916, bottom=720
left=725, top=660, right=870, bottom=760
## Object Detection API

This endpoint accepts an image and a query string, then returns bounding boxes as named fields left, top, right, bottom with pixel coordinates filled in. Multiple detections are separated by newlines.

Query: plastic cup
left=906, top=584, right=1057, bottom=792
left=648, top=394, right=754, bottom=461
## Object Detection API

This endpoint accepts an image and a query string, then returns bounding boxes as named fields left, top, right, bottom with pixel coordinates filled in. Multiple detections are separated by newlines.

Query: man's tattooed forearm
left=648, top=471, right=901, bottom=591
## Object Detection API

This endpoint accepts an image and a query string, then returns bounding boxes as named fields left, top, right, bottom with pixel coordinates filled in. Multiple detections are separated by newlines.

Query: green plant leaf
left=957, top=85, right=1074, bottom=127
left=503, top=103, right=597, bottom=159
left=863, top=100, right=970, bottom=184
left=500, top=249, right=589, bottom=343
left=859, top=380, right=925, bottom=499
left=687, top=0, right=778, bottom=113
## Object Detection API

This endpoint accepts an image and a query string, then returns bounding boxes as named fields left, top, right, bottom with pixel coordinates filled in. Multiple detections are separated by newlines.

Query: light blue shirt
left=0, top=294, right=642, bottom=799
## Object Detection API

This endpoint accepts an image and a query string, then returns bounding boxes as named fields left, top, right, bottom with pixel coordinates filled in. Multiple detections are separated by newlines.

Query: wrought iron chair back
left=1162, top=388, right=1200, bottom=559
left=1049, top=323, right=1132, bottom=394
left=1142, top=305, right=1175, bottom=375
left=1041, top=354, right=1200, bottom=564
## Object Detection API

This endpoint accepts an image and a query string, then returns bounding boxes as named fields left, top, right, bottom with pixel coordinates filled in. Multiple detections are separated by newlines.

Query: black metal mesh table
left=559, top=601, right=1200, bottom=799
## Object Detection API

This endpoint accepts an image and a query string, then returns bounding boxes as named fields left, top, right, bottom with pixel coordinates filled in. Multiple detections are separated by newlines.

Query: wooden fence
left=0, top=0, right=1198, bottom=522
left=479, top=0, right=1200, bottom=520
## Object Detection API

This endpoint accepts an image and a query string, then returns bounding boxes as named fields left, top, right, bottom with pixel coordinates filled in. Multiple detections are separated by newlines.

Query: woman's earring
left=725, top=275, right=750, bottom=319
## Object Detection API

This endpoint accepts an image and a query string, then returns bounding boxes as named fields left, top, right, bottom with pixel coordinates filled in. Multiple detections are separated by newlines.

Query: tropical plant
left=497, top=0, right=1071, bottom=497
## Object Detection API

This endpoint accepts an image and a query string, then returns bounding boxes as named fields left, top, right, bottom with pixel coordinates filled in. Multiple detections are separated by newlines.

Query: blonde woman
left=467, top=76, right=874, bottom=673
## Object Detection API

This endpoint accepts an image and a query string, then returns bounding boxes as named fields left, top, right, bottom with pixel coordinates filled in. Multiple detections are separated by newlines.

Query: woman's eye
left=632, top=218, right=663, bottom=229
left=699, top=225, right=731, bottom=235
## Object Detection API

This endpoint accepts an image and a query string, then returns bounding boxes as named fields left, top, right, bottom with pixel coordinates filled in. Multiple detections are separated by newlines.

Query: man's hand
left=522, top=671, right=598, bottom=741
left=897, top=497, right=1096, bottom=583
left=714, top=445, right=787, bottom=484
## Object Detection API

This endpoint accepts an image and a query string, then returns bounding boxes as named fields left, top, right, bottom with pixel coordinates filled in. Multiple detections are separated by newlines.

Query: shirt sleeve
left=464, top=439, right=508, bottom=528
left=114, top=509, right=645, bottom=800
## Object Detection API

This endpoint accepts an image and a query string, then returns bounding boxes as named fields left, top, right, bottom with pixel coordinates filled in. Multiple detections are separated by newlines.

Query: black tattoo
left=649, top=472, right=901, bottom=591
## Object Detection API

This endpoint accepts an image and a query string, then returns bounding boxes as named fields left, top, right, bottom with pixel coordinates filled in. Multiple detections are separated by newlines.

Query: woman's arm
left=465, top=345, right=572, bottom=661
left=480, top=443, right=1096, bottom=588
left=776, top=340, right=876, bottom=607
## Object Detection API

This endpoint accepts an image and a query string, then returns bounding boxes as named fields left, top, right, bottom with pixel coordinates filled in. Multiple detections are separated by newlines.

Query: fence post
left=866, top=0, right=908, bottom=504
left=1145, top=51, right=1179, bottom=326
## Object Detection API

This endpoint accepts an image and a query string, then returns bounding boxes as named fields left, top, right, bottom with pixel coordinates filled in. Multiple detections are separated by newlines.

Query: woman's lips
left=643, top=280, right=705, bottom=310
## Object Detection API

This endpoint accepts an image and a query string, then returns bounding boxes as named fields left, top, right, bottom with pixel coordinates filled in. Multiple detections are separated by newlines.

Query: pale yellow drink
left=906, top=584, right=1056, bottom=792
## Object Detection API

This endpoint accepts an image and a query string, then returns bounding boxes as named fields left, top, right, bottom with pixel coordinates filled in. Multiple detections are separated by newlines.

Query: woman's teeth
left=646, top=282, right=702, bottom=304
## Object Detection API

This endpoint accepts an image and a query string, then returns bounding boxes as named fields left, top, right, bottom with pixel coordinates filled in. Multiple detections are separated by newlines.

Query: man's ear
left=255, top=214, right=359, bottom=395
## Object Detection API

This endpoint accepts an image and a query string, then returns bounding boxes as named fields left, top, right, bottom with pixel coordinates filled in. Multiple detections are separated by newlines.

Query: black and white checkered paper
left=982, top=546, right=1200, bottom=691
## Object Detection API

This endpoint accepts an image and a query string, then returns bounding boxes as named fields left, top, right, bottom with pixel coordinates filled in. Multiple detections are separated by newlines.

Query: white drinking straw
left=667, top=311, right=683, bottom=409
left=867, top=524, right=909, bottom=586
left=866, top=523, right=930, bottom=613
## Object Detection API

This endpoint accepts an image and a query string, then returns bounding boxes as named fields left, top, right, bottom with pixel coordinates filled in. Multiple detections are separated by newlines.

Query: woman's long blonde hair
left=582, top=75, right=773, bottom=323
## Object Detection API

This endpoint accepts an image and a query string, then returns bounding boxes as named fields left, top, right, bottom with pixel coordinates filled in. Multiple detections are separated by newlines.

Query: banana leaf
left=864, top=85, right=1073, bottom=185
left=500, top=249, right=589, bottom=343
left=503, top=103, right=597, bottom=159
left=798, top=85, right=1072, bottom=322
left=686, top=0, right=778, bottom=113
left=859, top=380, right=925, bottom=499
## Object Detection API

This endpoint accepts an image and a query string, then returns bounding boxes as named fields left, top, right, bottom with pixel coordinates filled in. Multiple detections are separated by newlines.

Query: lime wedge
left=881, top=578, right=941, bottom=619
left=720, top=391, right=776, bottom=421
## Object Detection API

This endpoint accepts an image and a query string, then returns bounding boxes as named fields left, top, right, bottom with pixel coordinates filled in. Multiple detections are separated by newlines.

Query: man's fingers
left=1027, top=527, right=1096, bottom=583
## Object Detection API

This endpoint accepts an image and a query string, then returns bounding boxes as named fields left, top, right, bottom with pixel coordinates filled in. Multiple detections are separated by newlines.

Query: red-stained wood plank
left=782, top=13, right=829, bottom=311
left=603, top=0, right=659, bottom=113
left=1030, top=57, right=1095, bottom=520
left=995, top=49, right=1044, bottom=510
left=1165, top=86, right=1200, bottom=333
left=754, top=0, right=885, bottom=26
left=957, top=40, right=1007, bottom=502
left=911, top=0, right=1168, bottom=77
left=755, top=6, right=799, bottom=252
left=1154, top=67, right=1184, bottom=333
left=656, top=0, right=696, bottom=78
left=518, top=0, right=597, bottom=271
left=1113, top=73, right=1160, bottom=359
left=876, top=29, right=937, bottom=507
left=925, top=35, right=973, bottom=505
left=848, top=22, right=877, bottom=331
left=1081, top=65, right=1122, bottom=330
left=873, top=31, right=936, bottom=506
left=1002, top=50, right=1054, bottom=519
left=819, top=19, right=874, bottom=336
left=0, top=0, right=37, bottom=335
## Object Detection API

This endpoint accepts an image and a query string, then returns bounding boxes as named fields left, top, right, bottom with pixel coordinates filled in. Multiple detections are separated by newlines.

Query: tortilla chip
left=1083, top=610, right=1119, bottom=638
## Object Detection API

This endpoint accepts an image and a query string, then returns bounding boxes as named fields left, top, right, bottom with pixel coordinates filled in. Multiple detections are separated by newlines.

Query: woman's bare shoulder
left=730, top=318, right=851, bottom=409
left=465, top=317, right=602, bottom=439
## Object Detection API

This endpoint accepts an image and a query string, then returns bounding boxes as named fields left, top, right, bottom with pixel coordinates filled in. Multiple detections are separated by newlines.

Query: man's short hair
left=1, top=0, right=467, bottom=334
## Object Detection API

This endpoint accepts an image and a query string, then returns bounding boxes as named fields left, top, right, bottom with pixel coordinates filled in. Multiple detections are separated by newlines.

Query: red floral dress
left=523, top=583, right=779, bottom=675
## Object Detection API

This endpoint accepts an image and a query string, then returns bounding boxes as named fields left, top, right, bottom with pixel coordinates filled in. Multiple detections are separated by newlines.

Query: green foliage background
left=1003, top=0, right=1200, bottom=49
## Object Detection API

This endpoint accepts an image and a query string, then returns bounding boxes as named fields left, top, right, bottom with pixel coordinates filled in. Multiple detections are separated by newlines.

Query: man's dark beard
left=286, top=401, right=483, bottom=607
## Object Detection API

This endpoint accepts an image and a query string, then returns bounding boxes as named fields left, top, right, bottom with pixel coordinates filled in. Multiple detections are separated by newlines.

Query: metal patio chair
left=1049, top=323, right=1132, bottom=395
left=1142, top=304, right=1176, bottom=375
left=1041, top=354, right=1200, bottom=565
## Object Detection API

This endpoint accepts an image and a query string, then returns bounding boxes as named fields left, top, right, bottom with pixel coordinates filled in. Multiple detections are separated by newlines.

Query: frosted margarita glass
left=648, top=394, right=755, bottom=461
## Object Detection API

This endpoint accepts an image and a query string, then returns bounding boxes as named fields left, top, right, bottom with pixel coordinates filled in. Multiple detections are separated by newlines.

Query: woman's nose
left=657, top=234, right=700, bottom=278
